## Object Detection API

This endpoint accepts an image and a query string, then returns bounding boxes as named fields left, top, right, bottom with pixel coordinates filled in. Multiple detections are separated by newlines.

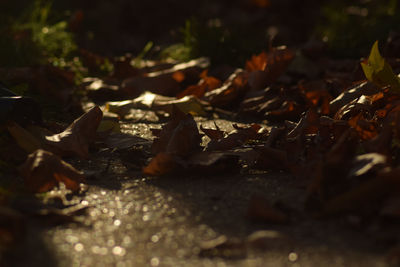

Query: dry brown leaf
left=45, top=106, right=103, bottom=158
left=199, top=235, right=246, bottom=259
left=206, top=124, right=261, bottom=151
left=122, top=74, right=181, bottom=98
left=246, top=230, right=289, bottom=250
left=246, top=46, right=295, bottom=88
left=348, top=113, right=378, bottom=140
left=19, top=149, right=85, bottom=193
left=329, top=81, right=380, bottom=115
left=7, top=121, right=42, bottom=153
left=200, top=122, right=225, bottom=140
left=177, top=70, right=221, bottom=99
left=122, top=58, right=208, bottom=97
left=151, top=106, right=201, bottom=156
left=204, top=69, right=249, bottom=108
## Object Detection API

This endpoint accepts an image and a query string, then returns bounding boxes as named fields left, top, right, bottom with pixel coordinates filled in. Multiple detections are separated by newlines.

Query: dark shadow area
left=144, top=171, right=388, bottom=260
left=3, top=0, right=399, bottom=68
left=2, top=222, right=60, bottom=267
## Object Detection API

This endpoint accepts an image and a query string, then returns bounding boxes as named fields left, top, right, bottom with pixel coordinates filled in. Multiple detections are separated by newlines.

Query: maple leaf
left=19, top=149, right=85, bottom=193
left=45, top=106, right=103, bottom=158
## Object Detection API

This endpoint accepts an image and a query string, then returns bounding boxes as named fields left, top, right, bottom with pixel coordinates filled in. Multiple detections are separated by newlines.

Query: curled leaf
left=45, top=106, right=103, bottom=158
left=19, top=149, right=85, bottom=193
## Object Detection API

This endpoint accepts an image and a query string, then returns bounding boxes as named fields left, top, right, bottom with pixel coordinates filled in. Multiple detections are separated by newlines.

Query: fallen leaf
left=206, top=124, right=261, bottom=151
left=122, top=58, right=209, bottom=97
left=97, top=118, right=121, bottom=134
left=142, top=152, right=177, bottom=176
left=84, top=78, right=123, bottom=102
left=199, top=235, right=246, bottom=259
left=32, top=203, right=89, bottom=226
left=104, top=132, right=150, bottom=150
left=265, top=100, right=304, bottom=122
left=200, top=122, right=225, bottom=140
left=7, top=121, right=42, bottom=153
left=151, top=107, right=201, bottom=156
left=246, top=46, right=295, bottom=88
left=204, top=69, right=249, bottom=108
left=349, top=153, right=388, bottom=178
left=45, top=106, right=103, bottom=158
left=246, top=230, right=289, bottom=250
left=107, top=91, right=207, bottom=116
left=177, top=70, right=221, bottom=99
left=348, top=113, right=378, bottom=140
left=329, top=81, right=380, bottom=115
left=361, top=41, right=400, bottom=93
left=299, top=80, right=331, bottom=114
left=19, top=149, right=85, bottom=193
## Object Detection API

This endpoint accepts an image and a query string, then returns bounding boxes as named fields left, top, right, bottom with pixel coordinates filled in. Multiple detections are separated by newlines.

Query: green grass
left=161, top=18, right=269, bottom=66
left=0, top=0, right=77, bottom=67
left=316, top=0, right=400, bottom=58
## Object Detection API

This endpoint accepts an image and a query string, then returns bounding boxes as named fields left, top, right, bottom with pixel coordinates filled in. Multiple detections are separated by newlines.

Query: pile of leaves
left=3, top=34, right=400, bottom=262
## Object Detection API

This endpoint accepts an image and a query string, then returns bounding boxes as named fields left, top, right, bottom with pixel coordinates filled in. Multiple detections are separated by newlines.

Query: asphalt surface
left=4, top=117, right=391, bottom=267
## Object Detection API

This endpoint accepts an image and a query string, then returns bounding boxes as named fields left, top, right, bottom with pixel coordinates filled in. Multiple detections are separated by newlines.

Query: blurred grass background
left=0, top=0, right=399, bottom=69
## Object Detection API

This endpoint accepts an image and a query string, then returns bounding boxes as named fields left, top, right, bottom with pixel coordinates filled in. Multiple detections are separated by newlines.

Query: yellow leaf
left=361, top=41, right=400, bottom=93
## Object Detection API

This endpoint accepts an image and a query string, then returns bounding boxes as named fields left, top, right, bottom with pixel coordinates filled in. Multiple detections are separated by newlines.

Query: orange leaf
left=142, top=153, right=176, bottom=176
